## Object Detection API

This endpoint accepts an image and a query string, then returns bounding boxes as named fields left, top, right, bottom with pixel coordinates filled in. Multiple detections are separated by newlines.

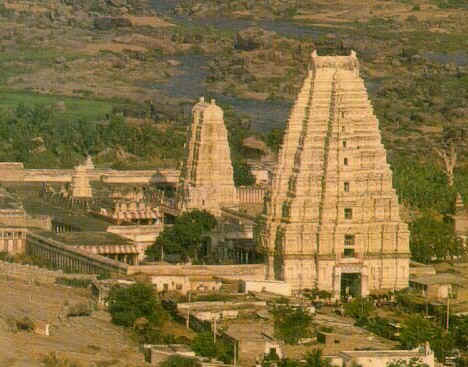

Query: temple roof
left=37, top=231, right=132, bottom=247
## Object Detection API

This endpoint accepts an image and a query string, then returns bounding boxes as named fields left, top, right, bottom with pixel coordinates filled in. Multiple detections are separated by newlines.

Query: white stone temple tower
left=177, top=97, right=238, bottom=216
left=71, top=162, right=93, bottom=198
left=263, top=51, right=410, bottom=297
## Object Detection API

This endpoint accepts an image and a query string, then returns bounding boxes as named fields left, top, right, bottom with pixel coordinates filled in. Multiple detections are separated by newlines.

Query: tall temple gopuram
left=177, top=97, right=238, bottom=216
left=263, top=51, right=410, bottom=297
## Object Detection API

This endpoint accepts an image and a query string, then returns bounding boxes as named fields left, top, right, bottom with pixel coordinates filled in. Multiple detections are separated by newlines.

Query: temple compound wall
left=0, top=162, right=179, bottom=185
left=177, top=97, right=238, bottom=216
left=127, top=264, right=265, bottom=281
left=263, top=51, right=410, bottom=297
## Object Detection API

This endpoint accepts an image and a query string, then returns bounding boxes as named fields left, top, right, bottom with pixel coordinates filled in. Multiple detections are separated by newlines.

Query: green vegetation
left=145, top=210, right=217, bottom=263
left=42, top=353, right=81, bottom=367
left=55, top=277, right=92, bottom=288
left=107, top=283, right=165, bottom=328
left=387, top=359, right=430, bottom=367
left=265, top=128, right=285, bottom=153
left=191, top=331, right=234, bottom=364
left=0, top=103, right=185, bottom=168
left=107, top=282, right=179, bottom=344
left=0, top=90, right=111, bottom=122
left=16, top=316, right=35, bottom=331
left=271, top=303, right=313, bottom=344
left=343, top=294, right=468, bottom=363
left=265, top=349, right=333, bottom=367
left=409, top=214, right=464, bottom=263
left=399, top=315, right=455, bottom=362
left=233, top=160, right=256, bottom=186
left=66, top=302, right=93, bottom=317
left=344, top=297, right=375, bottom=321
left=161, top=355, right=201, bottom=367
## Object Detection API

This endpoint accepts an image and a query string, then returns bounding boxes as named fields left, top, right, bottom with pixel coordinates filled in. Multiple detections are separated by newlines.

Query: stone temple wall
left=263, top=51, right=410, bottom=296
left=0, top=162, right=179, bottom=185
left=128, top=264, right=265, bottom=281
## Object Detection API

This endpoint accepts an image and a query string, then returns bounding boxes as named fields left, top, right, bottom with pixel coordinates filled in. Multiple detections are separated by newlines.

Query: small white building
left=338, top=343, right=434, bottom=367
left=242, top=280, right=291, bottom=296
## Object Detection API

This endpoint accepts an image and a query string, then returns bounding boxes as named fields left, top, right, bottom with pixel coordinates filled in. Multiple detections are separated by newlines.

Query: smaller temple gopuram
left=70, top=162, right=93, bottom=199
left=177, top=97, right=238, bottom=216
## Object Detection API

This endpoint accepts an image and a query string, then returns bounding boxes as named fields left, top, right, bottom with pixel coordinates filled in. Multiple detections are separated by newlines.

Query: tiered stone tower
left=177, top=97, right=238, bottom=216
left=71, top=163, right=93, bottom=198
left=263, top=51, right=410, bottom=297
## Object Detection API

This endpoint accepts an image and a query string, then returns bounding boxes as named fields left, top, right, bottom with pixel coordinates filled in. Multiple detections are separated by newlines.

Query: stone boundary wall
left=237, top=187, right=265, bottom=204
left=0, top=260, right=96, bottom=284
left=0, top=162, right=179, bottom=185
left=128, top=264, right=265, bottom=280
left=177, top=301, right=266, bottom=312
left=27, top=232, right=128, bottom=275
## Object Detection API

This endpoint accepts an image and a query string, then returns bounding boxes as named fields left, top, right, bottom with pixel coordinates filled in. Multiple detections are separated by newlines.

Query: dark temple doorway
left=341, top=273, right=361, bottom=298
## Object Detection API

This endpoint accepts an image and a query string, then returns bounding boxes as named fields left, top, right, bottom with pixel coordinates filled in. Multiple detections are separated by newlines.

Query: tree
left=276, top=359, right=301, bottom=367
left=451, top=315, right=468, bottom=349
left=433, top=126, right=466, bottom=187
left=107, top=283, right=165, bottom=328
left=160, top=355, right=201, bottom=367
left=145, top=210, right=217, bottom=262
left=271, top=304, right=313, bottom=344
left=391, top=159, right=456, bottom=214
left=233, top=160, right=256, bottom=186
left=430, top=328, right=455, bottom=363
left=409, top=214, right=464, bottom=263
left=265, top=128, right=284, bottom=153
left=191, top=331, right=217, bottom=358
left=191, top=331, right=234, bottom=364
left=344, top=297, right=374, bottom=321
left=386, top=358, right=429, bottom=367
left=303, top=349, right=333, bottom=367
left=399, top=315, right=434, bottom=349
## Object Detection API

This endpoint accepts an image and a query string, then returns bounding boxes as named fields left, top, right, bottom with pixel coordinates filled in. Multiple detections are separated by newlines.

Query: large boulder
left=235, top=27, right=276, bottom=51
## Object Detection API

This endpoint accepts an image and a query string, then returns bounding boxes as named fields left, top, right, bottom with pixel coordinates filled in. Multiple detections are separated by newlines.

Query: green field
left=0, top=89, right=113, bottom=122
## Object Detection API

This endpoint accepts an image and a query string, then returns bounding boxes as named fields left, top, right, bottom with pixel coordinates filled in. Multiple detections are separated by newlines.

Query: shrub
left=161, top=355, right=201, bottom=367
left=344, top=297, right=374, bottom=321
left=16, top=316, right=34, bottom=331
left=66, top=302, right=92, bottom=317
left=271, top=304, right=313, bottom=344
left=55, top=277, right=92, bottom=288
left=42, top=353, right=82, bottom=367
left=107, top=283, right=165, bottom=327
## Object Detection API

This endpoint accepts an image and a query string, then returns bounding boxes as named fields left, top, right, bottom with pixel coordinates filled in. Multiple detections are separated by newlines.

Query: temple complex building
left=263, top=51, right=410, bottom=297
left=177, top=97, right=238, bottom=216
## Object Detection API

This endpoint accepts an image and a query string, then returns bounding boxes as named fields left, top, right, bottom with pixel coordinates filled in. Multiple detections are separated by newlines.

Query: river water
left=148, top=0, right=466, bottom=132
left=148, top=0, right=338, bottom=131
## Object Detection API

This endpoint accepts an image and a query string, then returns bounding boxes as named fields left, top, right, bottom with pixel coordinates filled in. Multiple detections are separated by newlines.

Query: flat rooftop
left=37, top=231, right=132, bottom=247
left=411, top=273, right=467, bottom=286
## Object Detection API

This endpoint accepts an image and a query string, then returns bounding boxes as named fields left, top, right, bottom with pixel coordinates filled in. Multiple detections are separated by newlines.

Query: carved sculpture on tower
left=263, top=51, right=410, bottom=297
left=177, top=97, right=238, bottom=216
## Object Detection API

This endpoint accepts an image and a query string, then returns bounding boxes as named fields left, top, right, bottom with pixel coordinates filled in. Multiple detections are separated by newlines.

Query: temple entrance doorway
left=341, top=273, right=361, bottom=298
